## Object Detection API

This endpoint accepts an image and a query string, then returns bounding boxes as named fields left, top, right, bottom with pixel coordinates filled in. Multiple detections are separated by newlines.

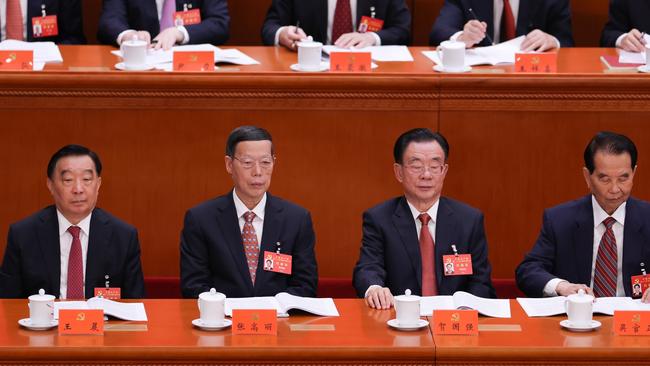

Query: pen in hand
left=468, top=8, right=494, bottom=45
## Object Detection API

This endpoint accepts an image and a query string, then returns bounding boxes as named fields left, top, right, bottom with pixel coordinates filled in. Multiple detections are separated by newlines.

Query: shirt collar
left=591, top=195, right=626, bottom=228
left=405, top=198, right=439, bottom=224
left=56, top=209, right=92, bottom=237
left=233, top=189, right=266, bottom=221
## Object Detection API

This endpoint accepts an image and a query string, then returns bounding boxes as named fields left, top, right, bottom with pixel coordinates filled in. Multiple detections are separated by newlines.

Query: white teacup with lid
left=120, top=35, right=148, bottom=70
left=198, top=288, right=226, bottom=326
left=28, top=289, right=55, bottom=326
left=394, top=289, right=421, bottom=327
left=565, top=289, right=594, bottom=327
left=297, top=37, right=323, bottom=71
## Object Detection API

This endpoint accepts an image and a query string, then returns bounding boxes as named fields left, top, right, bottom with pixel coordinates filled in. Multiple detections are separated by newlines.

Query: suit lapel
left=318, top=0, right=328, bottom=43
left=36, top=206, right=61, bottom=297
left=622, top=198, right=645, bottom=297
left=573, top=196, right=595, bottom=286
left=216, top=194, right=254, bottom=292
left=356, top=0, right=370, bottom=23
left=516, top=0, right=540, bottom=36
left=435, top=198, right=457, bottom=291
left=85, top=209, right=110, bottom=298
left=147, top=0, right=161, bottom=34
left=256, top=194, right=284, bottom=292
left=392, top=197, right=422, bottom=290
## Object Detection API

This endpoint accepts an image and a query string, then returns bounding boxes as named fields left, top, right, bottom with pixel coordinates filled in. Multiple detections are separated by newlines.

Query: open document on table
left=422, top=36, right=525, bottom=66
left=421, top=291, right=511, bottom=318
left=517, top=296, right=650, bottom=317
left=618, top=34, right=650, bottom=64
left=53, top=297, right=148, bottom=321
left=225, top=292, right=339, bottom=317
left=111, top=44, right=260, bottom=70
left=0, top=40, right=63, bottom=70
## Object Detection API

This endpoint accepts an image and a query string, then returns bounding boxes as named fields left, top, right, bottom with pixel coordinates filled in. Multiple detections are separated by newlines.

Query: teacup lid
left=394, top=289, right=420, bottom=302
left=199, top=288, right=225, bottom=301
left=567, top=289, right=593, bottom=303
left=28, top=288, right=55, bottom=302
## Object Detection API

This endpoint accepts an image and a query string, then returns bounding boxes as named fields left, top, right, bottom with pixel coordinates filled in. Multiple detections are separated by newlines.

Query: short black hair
left=584, top=131, right=637, bottom=174
left=47, top=144, right=102, bottom=179
left=225, top=126, right=274, bottom=157
left=393, top=128, right=449, bottom=164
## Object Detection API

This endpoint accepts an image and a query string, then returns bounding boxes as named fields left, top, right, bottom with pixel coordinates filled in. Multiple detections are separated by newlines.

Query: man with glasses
left=353, top=128, right=496, bottom=309
left=180, top=126, right=318, bottom=298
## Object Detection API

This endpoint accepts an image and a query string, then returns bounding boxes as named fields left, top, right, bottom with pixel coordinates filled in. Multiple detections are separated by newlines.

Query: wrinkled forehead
left=403, top=141, right=445, bottom=162
left=234, top=140, right=273, bottom=157
left=591, top=151, right=634, bottom=174
left=54, top=155, right=97, bottom=175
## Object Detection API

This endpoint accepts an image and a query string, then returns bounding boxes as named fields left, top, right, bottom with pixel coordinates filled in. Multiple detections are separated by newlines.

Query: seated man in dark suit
left=516, top=132, right=650, bottom=303
left=0, top=145, right=145, bottom=299
left=261, top=0, right=411, bottom=50
left=601, top=0, right=650, bottom=52
left=2, top=0, right=85, bottom=44
left=97, top=0, right=229, bottom=50
left=430, top=0, right=574, bottom=51
left=353, top=128, right=496, bottom=309
left=180, top=126, right=318, bottom=298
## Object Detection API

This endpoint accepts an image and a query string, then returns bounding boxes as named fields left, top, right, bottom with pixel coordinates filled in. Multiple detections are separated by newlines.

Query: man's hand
left=279, top=26, right=308, bottom=51
left=365, top=286, right=394, bottom=309
left=120, top=30, right=151, bottom=46
left=456, top=20, right=487, bottom=48
left=521, top=29, right=557, bottom=52
left=619, top=29, right=646, bottom=53
left=642, top=287, right=650, bottom=303
left=555, top=281, right=593, bottom=296
left=153, top=27, right=183, bottom=50
left=334, top=32, right=376, bottom=49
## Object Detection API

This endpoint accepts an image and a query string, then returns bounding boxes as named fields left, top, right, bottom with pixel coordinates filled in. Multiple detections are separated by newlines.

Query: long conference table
left=0, top=299, right=649, bottom=366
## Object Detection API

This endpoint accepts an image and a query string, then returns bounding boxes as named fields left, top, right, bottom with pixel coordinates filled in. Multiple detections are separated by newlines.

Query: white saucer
left=18, top=318, right=58, bottom=331
left=637, top=65, right=650, bottom=73
left=560, top=319, right=601, bottom=332
left=290, top=62, right=329, bottom=72
left=387, top=318, right=429, bottom=331
left=433, top=64, right=472, bottom=73
left=115, top=62, right=154, bottom=71
left=192, top=318, right=232, bottom=331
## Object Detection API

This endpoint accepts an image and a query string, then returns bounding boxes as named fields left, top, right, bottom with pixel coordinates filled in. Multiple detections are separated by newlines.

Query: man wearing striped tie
left=517, top=132, right=650, bottom=303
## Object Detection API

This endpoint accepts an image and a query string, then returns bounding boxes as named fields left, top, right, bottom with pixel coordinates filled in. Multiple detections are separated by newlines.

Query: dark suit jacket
left=600, top=0, right=650, bottom=47
left=261, top=0, right=411, bottom=46
left=516, top=196, right=650, bottom=297
left=97, top=0, right=229, bottom=46
left=180, top=192, right=318, bottom=298
left=18, top=0, right=86, bottom=44
left=352, top=196, right=496, bottom=298
left=0, top=206, right=145, bottom=299
left=429, top=0, right=574, bottom=47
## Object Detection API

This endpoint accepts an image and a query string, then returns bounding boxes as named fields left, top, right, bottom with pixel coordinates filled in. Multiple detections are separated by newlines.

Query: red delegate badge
left=631, top=275, right=650, bottom=299
left=172, top=9, right=201, bottom=26
left=94, top=287, right=121, bottom=300
left=442, top=254, right=473, bottom=276
left=263, top=251, right=292, bottom=275
left=358, top=16, right=384, bottom=33
left=32, top=15, right=58, bottom=38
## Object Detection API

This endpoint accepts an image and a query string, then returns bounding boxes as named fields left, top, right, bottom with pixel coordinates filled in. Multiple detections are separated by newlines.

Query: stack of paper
left=618, top=34, right=650, bottom=64
left=225, top=292, right=339, bottom=317
left=422, top=36, right=525, bottom=67
left=0, top=40, right=63, bottom=70
left=517, top=296, right=650, bottom=317
left=420, top=291, right=511, bottom=318
left=53, top=297, right=148, bottom=321
left=323, top=45, right=414, bottom=62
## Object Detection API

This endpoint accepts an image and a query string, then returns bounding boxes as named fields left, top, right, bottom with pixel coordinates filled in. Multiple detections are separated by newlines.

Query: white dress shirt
left=116, top=0, right=190, bottom=45
left=1, top=0, right=28, bottom=41
left=365, top=198, right=440, bottom=296
left=233, top=189, right=266, bottom=248
left=543, top=196, right=626, bottom=297
left=57, top=210, right=92, bottom=300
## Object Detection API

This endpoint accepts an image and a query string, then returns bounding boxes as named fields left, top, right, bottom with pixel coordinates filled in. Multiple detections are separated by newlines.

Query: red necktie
left=500, top=0, right=516, bottom=43
left=66, top=226, right=84, bottom=299
left=418, top=213, right=437, bottom=296
left=331, top=0, right=352, bottom=44
left=593, top=217, right=617, bottom=297
left=6, top=0, right=24, bottom=41
left=159, top=0, right=176, bottom=31
left=242, top=212, right=260, bottom=285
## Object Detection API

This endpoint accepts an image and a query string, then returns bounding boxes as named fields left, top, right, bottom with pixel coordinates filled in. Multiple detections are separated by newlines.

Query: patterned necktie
left=67, top=226, right=84, bottom=299
left=159, top=0, right=176, bottom=31
left=6, top=0, right=24, bottom=40
left=500, top=0, right=516, bottom=43
left=331, top=0, right=352, bottom=44
left=418, top=213, right=437, bottom=296
left=593, top=217, right=617, bottom=297
left=242, top=212, right=260, bottom=284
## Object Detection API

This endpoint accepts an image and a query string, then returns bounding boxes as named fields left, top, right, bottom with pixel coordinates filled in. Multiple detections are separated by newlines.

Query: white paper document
left=0, top=40, right=63, bottom=64
left=420, top=291, right=511, bottom=318
left=618, top=34, right=650, bottom=64
left=422, top=36, right=525, bottom=66
left=111, top=44, right=260, bottom=66
left=225, top=292, right=339, bottom=317
left=517, top=296, right=650, bottom=317
left=323, top=45, right=414, bottom=62
left=53, top=297, right=148, bottom=321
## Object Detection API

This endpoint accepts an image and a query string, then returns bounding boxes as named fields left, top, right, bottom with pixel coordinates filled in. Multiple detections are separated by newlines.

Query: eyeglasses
left=402, top=162, right=446, bottom=175
left=232, top=156, right=275, bottom=170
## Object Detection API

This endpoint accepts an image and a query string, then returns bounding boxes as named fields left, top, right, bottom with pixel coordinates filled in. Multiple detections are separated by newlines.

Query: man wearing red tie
left=429, top=0, right=574, bottom=51
left=353, top=129, right=496, bottom=309
left=2, top=0, right=85, bottom=44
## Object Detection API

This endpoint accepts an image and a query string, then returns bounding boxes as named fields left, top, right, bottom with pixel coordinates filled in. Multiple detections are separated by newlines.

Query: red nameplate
left=330, top=52, right=371, bottom=72
left=232, top=309, right=277, bottom=335
left=358, top=16, right=384, bottom=33
left=442, top=254, right=473, bottom=276
left=31, top=15, right=58, bottom=38
left=58, top=309, right=104, bottom=335
left=173, top=51, right=214, bottom=72
left=614, top=311, right=650, bottom=336
left=515, top=52, right=558, bottom=73
left=0, top=51, right=34, bottom=70
left=432, top=310, right=478, bottom=335
left=631, top=275, right=650, bottom=299
left=94, top=287, right=121, bottom=300
left=173, top=9, right=201, bottom=26
left=263, top=251, right=292, bottom=275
